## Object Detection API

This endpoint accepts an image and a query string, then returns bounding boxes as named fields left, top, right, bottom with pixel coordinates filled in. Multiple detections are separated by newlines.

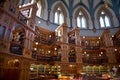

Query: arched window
left=54, top=7, right=64, bottom=24
left=99, top=11, right=111, bottom=28
left=77, top=11, right=87, bottom=28
left=36, top=1, right=42, bottom=17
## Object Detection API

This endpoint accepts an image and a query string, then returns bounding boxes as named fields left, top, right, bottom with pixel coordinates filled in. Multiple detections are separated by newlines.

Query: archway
left=68, top=47, right=76, bottom=62
left=10, top=25, right=25, bottom=55
left=3, top=59, right=20, bottom=80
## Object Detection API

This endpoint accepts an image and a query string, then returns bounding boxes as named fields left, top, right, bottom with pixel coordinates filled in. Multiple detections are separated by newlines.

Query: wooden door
left=3, top=68, right=20, bottom=80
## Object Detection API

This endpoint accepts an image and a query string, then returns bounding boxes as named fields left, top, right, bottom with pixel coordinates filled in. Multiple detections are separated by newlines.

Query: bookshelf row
left=30, top=64, right=61, bottom=80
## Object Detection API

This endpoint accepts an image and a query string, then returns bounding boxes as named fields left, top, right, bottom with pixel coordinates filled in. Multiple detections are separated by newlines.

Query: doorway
left=3, top=59, right=20, bottom=80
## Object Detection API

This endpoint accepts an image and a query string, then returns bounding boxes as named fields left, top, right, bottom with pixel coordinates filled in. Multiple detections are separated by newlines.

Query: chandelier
left=103, top=0, right=111, bottom=8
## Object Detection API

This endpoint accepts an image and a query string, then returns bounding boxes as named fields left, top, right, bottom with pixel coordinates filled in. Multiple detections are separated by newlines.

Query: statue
left=112, top=66, right=117, bottom=76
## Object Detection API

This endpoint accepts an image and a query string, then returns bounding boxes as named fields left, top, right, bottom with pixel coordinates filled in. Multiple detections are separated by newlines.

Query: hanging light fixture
left=103, top=0, right=111, bottom=8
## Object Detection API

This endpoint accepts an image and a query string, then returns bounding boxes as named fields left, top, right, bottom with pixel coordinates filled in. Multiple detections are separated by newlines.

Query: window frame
left=98, top=10, right=112, bottom=28
left=76, top=11, right=87, bottom=29
left=54, top=7, right=64, bottom=25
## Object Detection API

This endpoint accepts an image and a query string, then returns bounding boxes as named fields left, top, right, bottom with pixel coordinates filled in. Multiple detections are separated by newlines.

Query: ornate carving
left=0, top=42, right=7, bottom=48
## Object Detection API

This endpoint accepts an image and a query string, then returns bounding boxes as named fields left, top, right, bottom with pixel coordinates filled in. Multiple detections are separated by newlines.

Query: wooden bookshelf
left=10, top=29, right=25, bottom=55
left=30, top=64, right=38, bottom=80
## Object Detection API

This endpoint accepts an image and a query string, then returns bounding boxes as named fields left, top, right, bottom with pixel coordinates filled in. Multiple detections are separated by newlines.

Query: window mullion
left=58, top=13, right=60, bottom=24
left=80, top=16, right=82, bottom=28
left=103, top=17, right=106, bottom=28
left=101, top=16, right=105, bottom=28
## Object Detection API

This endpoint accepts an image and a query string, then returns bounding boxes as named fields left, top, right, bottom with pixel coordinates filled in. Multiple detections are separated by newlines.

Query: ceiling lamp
left=103, top=0, right=111, bottom=8
left=104, top=2, right=109, bottom=8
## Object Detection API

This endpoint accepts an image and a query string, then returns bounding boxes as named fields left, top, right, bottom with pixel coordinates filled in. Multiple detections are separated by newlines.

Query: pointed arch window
left=77, top=11, right=87, bottom=28
left=99, top=11, right=111, bottom=28
left=54, top=7, right=64, bottom=24
left=36, top=1, right=42, bottom=18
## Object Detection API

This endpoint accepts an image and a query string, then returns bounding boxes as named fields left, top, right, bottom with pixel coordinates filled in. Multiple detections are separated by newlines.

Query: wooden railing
left=82, top=46, right=100, bottom=50
left=82, top=57, right=108, bottom=64
left=68, top=56, right=76, bottom=62
left=36, top=54, right=61, bottom=62
left=68, top=39, right=75, bottom=45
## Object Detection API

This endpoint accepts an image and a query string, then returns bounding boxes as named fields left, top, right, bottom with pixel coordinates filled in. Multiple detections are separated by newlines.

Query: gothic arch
left=97, top=8, right=113, bottom=19
left=74, top=7, right=89, bottom=19
left=7, top=59, right=21, bottom=67
left=96, top=7, right=114, bottom=28
left=10, top=24, right=26, bottom=55
left=52, top=1, right=68, bottom=23
left=74, top=7, right=89, bottom=29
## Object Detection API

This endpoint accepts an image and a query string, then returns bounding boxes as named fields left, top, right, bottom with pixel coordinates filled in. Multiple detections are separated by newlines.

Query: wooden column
left=101, top=29, right=117, bottom=63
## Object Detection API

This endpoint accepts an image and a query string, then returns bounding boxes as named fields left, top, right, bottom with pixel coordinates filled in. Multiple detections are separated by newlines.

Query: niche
left=10, top=25, right=25, bottom=55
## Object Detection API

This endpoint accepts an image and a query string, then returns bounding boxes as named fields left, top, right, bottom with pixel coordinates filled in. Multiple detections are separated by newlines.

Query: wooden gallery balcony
left=31, top=53, right=61, bottom=62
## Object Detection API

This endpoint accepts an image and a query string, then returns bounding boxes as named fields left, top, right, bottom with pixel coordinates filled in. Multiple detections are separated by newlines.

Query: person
left=73, top=73, right=83, bottom=80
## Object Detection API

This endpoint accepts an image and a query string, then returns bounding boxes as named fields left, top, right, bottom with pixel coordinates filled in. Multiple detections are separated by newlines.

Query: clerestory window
left=99, top=11, right=111, bottom=28
left=54, top=7, right=64, bottom=24
left=77, top=11, right=87, bottom=28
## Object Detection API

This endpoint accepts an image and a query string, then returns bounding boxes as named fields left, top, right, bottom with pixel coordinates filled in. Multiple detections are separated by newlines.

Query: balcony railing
left=34, top=37, right=56, bottom=45
left=37, top=56, right=51, bottom=62
left=10, top=42, right=23, bottom=55
left=69, top=39, right=75, bottom=45
left=69, top=56, right=76, bottom=62
left=82, top=57, right=108, bottom=64
left=36, top=54, right=61, bottom=62
left=52, top=56, right=61, bottom=61
left=82, top=46, right=100, bottom=50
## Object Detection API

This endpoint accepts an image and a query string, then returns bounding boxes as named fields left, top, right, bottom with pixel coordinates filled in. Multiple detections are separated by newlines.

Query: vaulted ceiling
left=20, top=0, right=120, bottom=36
left=46, top=0, right=120, bottom=18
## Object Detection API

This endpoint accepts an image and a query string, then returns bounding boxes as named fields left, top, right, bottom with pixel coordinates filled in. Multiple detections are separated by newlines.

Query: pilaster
left=101, top=29, right=117, bottom=63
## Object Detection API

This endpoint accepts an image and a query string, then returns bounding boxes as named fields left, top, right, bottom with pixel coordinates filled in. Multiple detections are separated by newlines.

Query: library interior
left=0, top=0, right=120, bottom=80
